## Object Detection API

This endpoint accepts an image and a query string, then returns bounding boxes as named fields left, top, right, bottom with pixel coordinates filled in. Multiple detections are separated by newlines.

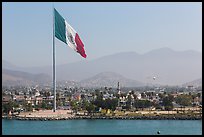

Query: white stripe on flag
left=65, top=21, right=77, bottom=52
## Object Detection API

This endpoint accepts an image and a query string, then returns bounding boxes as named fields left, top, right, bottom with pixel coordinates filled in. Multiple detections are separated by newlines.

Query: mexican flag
left=54, top=8, right=87, bottom=58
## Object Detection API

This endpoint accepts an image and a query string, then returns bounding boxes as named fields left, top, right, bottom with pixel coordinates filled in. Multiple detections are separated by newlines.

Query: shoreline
left=2, top=115, right=202, bottom=121
left=2, top=109, right=202, bottom=121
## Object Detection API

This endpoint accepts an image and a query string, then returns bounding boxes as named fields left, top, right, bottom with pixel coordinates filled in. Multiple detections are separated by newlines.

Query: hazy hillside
left=2, top=69, right=51, bottom=86
left=2, top=68, right=202, bottom=88
left=2, top=60, right=18, bottom=70
left=2, top=47, right=202, bottom=86
left=182, top=78, right=202, bottom=87
left=56, top=47, right=202, bottom=85
left=79, top=71, right=145, bottom=88
left=2, top=70, right=145, bottom=87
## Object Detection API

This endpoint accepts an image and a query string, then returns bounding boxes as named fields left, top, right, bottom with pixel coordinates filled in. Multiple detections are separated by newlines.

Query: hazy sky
left=2, top=2, right=202, bottom=67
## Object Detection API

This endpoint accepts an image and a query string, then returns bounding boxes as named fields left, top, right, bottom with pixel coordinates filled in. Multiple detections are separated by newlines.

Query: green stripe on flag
left=54, top=8, right=67, bottom=44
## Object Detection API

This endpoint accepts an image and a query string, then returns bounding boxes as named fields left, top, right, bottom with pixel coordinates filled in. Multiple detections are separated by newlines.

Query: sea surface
left=2, top=119, right=202, bottom=135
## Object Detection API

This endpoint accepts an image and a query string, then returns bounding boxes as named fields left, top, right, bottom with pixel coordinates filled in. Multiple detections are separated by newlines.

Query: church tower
left=117, top=82, right=121, bottom=94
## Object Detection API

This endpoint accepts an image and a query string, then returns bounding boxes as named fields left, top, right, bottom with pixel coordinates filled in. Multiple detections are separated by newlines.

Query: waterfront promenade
left=17, top=110, right=74, bottom=119
left=3, top=109, right=202, bottom=121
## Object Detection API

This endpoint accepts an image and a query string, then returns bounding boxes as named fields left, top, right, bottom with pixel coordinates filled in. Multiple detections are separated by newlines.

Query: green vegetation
left=175, top=94, right=192, bottom=107
left=162, top=95, right=174, bottom=111
left=2, top=100, right=19, bottom=114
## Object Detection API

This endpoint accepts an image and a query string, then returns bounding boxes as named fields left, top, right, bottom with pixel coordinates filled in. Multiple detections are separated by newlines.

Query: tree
left=197, top=93, right=201, bottom=98
left=104, top=98, right=118, bottom=111
left=2, top=101, right=18, bottom=114
left=162, top=95, right=174, bottom=111
left=94, top=89, right=101, bottom=97
left=158, top=93, right=164, bottom=100
left=175, top=94, right=192, bottom=107
left=104, top=87, right=108, bottom=91
left=144, top=100, right=152, bottom=108
left=70, top=100, right=79, bottom=113
left=133, top=94, right=137, bottom=100
left=125, top=95, right=132, bottom=110
left=41, top=101, right=47, bottom=109
left=86, top=103, right=96, bottom=115
left=127, top=90, right=134, bottom=95
left=56, top=93, right=62, bottom=107
left=81, top=94, right=85, bottom=100
left=153, top=102, right=162, bottom=110
left=26, top=103, right=33, bottom=112
left=93, top=96, right=118, bottom=112
left=141, top=92, right=146, bottom=99
left=93, top=94, right=104, bottom=109
left=44, top=91, right=51, bottom=97
left=81, top=100, right=88, bottom=110
left=146, top=92, right=152, bottom=98
left=134, top=100, right=149, bottom=110
left=110, top=98, right=118, bottom=111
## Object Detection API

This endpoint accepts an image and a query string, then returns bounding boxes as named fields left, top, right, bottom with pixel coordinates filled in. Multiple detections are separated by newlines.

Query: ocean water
left=2, top=119, right=202, bottom=135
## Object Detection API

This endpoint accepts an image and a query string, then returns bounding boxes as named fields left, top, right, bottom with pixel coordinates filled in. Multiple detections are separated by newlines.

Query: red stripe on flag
left=75, top=33, right=87, bottom=58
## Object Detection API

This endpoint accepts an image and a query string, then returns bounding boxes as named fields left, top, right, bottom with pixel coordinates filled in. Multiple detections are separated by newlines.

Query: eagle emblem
left=67, top=32, right=75, bottom=44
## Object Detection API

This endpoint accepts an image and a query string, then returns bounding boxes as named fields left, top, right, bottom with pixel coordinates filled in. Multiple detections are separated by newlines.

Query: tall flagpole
left=53, top=4, right=56, bottom=112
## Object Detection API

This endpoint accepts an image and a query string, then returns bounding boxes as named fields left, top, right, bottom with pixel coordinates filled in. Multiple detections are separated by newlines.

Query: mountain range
left=2, top=47, right=202, bottom=86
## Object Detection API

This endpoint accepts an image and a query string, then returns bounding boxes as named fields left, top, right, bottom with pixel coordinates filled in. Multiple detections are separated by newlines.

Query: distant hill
left=79, top=71, right=145, bottom=88
left=55, top=48, right=202, bottom=85
left=2, top=60, right=18, bottom=70
left=182, top=78, right=202, bottom=87
left=2, top=69, right=51, bottom=86
left=3, top=47, right=202, bottom=86
left=2, top=68, right=202, bottom=88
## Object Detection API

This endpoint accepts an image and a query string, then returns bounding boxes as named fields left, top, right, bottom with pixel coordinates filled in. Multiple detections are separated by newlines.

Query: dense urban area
left=2, top=82, right=202, bottom=120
